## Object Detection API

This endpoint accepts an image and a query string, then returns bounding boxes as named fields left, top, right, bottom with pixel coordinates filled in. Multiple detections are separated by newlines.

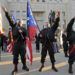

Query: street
left=0, top=44, right=74, bottom=75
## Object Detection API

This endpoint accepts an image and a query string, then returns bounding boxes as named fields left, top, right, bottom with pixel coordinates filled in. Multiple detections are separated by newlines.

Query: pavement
left=0, top=44, right=75, bottom=75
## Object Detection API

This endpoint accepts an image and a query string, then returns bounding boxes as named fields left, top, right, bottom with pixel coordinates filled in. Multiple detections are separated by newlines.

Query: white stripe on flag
left=26, top=44, right=31, bottom=60
left=26, top=37, right=32, bottom=64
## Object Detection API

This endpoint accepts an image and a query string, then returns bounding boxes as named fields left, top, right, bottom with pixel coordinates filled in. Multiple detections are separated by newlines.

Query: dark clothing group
left=2, top=7, right=75, bottom=74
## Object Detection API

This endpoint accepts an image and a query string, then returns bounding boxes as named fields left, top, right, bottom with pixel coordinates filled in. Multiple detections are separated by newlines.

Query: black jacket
left=67, top=18, right=75, bottom=44
left=5, top=12, right=28, bottom=44
left=37, top=17, right=60, bottom=44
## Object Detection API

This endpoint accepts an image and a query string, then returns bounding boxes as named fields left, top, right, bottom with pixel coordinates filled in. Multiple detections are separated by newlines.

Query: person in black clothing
left=67, top=17, right=75, bottom=74
left=0, top=31, right=7, bottom=52
left=2, top=7, right=29, bottom=74
left=62, top=31, right=68, bottom=57
left=0, top=32, right=3, bottom=51
left=37, top=15, right=60, bottom=72
left=35, top=34, right=40, bottom=52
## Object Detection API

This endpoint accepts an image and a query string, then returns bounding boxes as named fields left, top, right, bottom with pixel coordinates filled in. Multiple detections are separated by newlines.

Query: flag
left=11, top=15, right=17, bottom=24
left=6, top=28, right=14, bottom=53
left=27, top=0, right=38, bottom=41
left=26, top=37, right=33, bottom=65
left=11, top=13, right=17, bottom=24
left=7, top=42, right=14, bottom=53
left=6, top=14, right=16, bottom=53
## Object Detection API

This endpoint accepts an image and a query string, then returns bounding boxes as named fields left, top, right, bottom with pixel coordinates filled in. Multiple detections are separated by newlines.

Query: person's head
left=17, top=20, right=23, bottom=27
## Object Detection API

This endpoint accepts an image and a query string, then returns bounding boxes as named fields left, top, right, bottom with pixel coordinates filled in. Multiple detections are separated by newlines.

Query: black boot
left=52, top=63, right=58, bottom=72
left=68, top=64, right=73, bottom=74
left=12, top=64, right=18, bottom=75
left=39, top=63, right=44, bottom=72
left=22, top=65, right=29, bottom=71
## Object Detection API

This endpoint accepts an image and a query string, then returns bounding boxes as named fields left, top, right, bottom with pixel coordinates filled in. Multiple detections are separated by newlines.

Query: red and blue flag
left=27, top=0, right=38, bottom=41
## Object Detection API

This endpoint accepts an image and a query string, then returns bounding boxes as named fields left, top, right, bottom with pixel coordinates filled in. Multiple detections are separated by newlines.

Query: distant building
left=0, top=0, right=75, bottom=35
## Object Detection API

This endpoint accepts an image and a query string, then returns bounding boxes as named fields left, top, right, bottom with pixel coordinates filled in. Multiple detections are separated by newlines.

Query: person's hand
left=2, top=6, right=7, bottom=12
left=19, top=29, right=22, bottom=33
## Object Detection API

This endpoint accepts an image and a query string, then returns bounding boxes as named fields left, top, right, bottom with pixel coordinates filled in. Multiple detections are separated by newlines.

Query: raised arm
left=51, top=16, right=60, bottom=33
left=66, top=18, right=74, bottom=40
left=2, top=7, right=15, bottom=27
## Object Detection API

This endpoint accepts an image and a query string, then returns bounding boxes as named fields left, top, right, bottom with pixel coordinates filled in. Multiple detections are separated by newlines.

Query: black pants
left=63, top=42, right=68, bottom=54
left=68, top=45, right=75, bottom=64
left=13, top=43, right=26, bottom=65
left=41, top=43, right=55, bottom=64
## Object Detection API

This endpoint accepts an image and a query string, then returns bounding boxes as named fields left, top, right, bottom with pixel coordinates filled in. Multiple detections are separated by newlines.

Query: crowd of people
left=0, top=6, right=75, bottom=75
